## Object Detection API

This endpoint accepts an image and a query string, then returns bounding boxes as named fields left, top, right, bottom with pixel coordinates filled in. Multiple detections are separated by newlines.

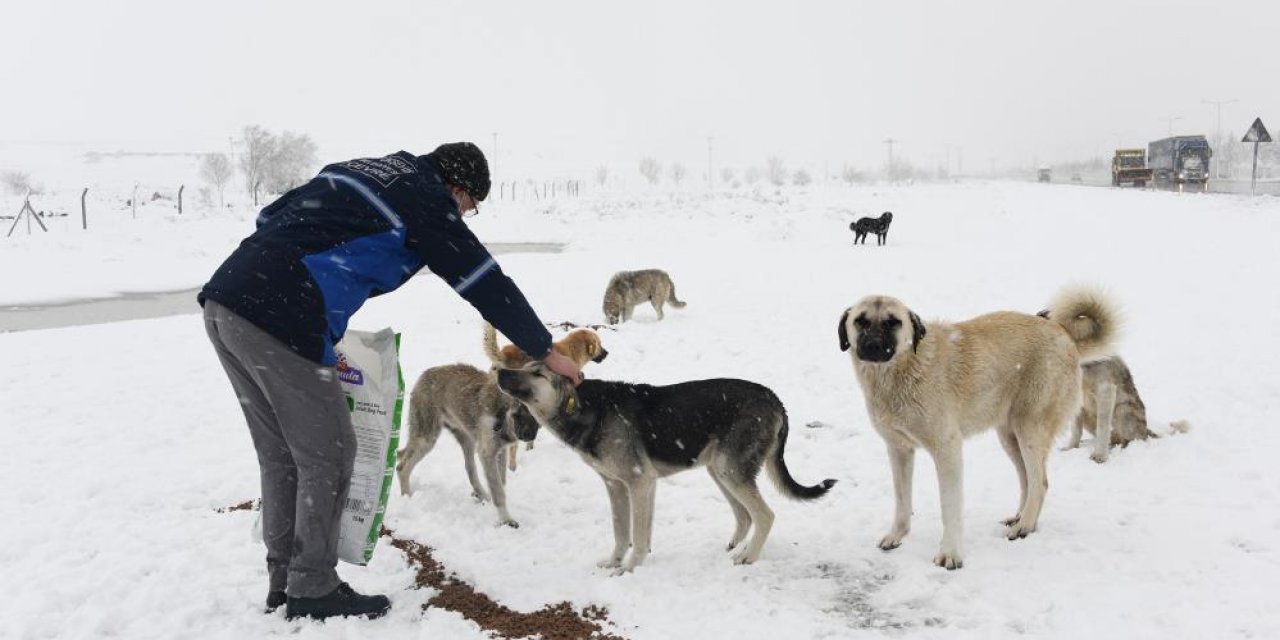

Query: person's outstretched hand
left=542, top=349, right=583, bottom=387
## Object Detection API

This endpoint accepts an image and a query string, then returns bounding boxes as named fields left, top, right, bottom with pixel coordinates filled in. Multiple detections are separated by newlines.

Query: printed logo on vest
left=335, top=354, right=365, bottom=385
left=339, top=155, right=417, bottom=188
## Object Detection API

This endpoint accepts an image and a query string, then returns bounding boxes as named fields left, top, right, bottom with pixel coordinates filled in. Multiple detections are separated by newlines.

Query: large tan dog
left=483, top=323, right=609, bottom=471
left=838, top=287, right=1118, bottom=569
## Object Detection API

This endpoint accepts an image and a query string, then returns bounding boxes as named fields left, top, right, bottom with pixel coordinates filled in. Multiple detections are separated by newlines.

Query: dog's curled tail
left=767, top=415, right=837, bottom=501
left=481, top=323, right=504, bottom=367
left=1045, top=286, right=1121, bottom=362
left=668, top=283, right=687, bottom=308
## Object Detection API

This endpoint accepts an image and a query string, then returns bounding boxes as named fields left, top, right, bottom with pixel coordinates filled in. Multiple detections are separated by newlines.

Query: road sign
left=1243, top=117, right=1273, bottom=195
left=1242, top=117, right=1272, bottom=143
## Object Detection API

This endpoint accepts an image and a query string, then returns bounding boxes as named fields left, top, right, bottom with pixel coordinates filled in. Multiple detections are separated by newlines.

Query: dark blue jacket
left=199, top=151, right=552, bottom=365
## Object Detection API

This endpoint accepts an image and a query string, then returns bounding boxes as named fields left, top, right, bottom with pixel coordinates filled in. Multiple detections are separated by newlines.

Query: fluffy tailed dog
left=483, top=323, right=609, bottom=471
left=838, top=287, right=1118, bottom=569
left=850, top=211, right=894, bottom=245
left=602, top=269, right=686, bottom=324
left=482, top=323, right=609, bottom=370
left=495, top=363, right=837, bottom=573
left=395, top=363, right=539, bottom=527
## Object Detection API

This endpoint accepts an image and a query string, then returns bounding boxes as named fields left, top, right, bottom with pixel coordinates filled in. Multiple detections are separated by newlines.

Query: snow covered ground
left=2, top=181, right=1279, bottom=639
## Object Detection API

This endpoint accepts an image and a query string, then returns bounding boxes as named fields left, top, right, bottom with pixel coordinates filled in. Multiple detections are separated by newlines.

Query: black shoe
left=285, top=582, right=391, bottom=621
left=265, top=590, right=287, bottom=613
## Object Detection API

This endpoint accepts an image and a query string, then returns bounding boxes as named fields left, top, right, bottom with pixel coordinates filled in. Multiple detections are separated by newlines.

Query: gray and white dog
left=1036, top=310, right=1189, bottom=463
left=602, top=268, right=687, bottom=324
left=1061, top=355, right=1189, bottom=463
left=495, top=363, right=836, bottom=574
left=396, top=363, right=539, bottom=527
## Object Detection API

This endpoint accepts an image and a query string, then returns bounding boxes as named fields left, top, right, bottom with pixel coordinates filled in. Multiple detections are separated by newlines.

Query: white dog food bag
left=332, top=328, right=404, bottom=565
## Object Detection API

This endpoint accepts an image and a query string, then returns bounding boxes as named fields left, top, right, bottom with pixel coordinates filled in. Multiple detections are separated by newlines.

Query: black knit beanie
left=426, top=142, right=490, bottom=202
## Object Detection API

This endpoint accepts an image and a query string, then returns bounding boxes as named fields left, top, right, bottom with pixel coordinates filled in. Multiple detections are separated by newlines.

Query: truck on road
left=1148, top=135, right=1212, bottom=191
left=1111, top=148, right=1152, bottom=187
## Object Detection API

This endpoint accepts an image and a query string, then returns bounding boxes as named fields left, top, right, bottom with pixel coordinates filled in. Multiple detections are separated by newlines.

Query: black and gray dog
left=850, top=211, right=894, bottom=245
left=496, top=363, right=836, bottom=574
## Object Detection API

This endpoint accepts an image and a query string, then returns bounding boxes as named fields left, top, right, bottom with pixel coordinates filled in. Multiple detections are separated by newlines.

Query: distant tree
left=720, top=167, right=735, bottom=184
left=792, top=169, right=812, bottom=186
left=1, top=170, right=32, bottom=195
left=1213, top=131, right=1240, bottom=179
left=840, top=164, right=865, bottom=184
left=264, top=131, right=317, bottom=193
left=238, top=125, right=276, bottom=205
left=766, top=156, right=787, bottom=186
left=1257, top=139, right=1280, bottom=179
left=887, top=159, right=917, bottom=182
left=595, top=165, right=609, bottom=186
left=200, top=153, right=233, bottom=208
left=639, top=157, right=662, bottom=185
left=744, top=167, right=763, bottom=185
left=669, top=162, right=687, bottom=186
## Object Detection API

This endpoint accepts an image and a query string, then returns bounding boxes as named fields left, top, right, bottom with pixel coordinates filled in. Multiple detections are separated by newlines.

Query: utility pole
left=1202, top=98, right=1238, bottom=136
left=883, top=138, right=896, bottom=181
left=1202, top=98, right=1237, bottom=178
left=1167, top=115, right=1183, bottom=137
left=707, top=136, right=713, bottom=191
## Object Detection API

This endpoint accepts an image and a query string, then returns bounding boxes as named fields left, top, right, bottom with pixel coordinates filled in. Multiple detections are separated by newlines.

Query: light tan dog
left=483, top=323, right=609, bottom=470
left=482, top=323, right=608, bottom=370
left=395, top=363, right=540, bottom=527
left=602, top=269, right=686, bottom=324
left=838, top=287, right=1118, bottom=569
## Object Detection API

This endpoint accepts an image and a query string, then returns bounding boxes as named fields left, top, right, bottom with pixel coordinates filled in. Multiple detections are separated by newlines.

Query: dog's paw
left=609, top=566, right=634, bottom=577
left=596, top=557, right=623, bottom=569
left=1089, top=450, right=1110, bottom=464
left=878, top=530, right=908, bottom=551
left=731, top=549, right=761, bottom=565
left=933, top=552, right=963, bottom=570
left=498, top=519, right=520, bottom=529
left=1005, top=520, right=1037, bottom=540
left=471, top=491, right=490, bottom=504
left=1000, top=514, right=1021, bottom=527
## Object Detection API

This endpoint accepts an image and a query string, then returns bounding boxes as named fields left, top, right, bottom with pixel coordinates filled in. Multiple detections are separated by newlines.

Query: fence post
left=132, top=184, right=138, bottom=219
left=177, top=184, right=185, bottom=214
left=81, top=187, right=88, bottom=230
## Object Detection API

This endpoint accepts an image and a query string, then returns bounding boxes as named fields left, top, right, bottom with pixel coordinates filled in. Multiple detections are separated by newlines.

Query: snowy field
left=2, top=181, right=1279, bottom=639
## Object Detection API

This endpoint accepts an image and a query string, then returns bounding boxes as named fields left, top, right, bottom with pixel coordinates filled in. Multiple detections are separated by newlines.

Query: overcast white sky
left=2, top=0, right=1277, bottom=178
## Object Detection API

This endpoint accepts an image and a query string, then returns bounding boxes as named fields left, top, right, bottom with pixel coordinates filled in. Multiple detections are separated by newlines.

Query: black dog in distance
left=850, top=211, right=893, bottom=245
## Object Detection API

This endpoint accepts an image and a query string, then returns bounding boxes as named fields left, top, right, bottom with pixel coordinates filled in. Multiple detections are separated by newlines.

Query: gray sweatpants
left=203, top=300, right=355, bottom=598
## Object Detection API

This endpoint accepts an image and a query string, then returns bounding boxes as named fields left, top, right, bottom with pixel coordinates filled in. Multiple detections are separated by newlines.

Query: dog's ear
left=909, top=310, right=926, bottom=352
left=838, top=309, right=851, bottom=352
left=1036, top=308, right=1051, bottom=319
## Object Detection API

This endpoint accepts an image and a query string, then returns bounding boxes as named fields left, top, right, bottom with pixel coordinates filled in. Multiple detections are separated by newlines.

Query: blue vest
left=200, top=152, right=551, bottom=365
